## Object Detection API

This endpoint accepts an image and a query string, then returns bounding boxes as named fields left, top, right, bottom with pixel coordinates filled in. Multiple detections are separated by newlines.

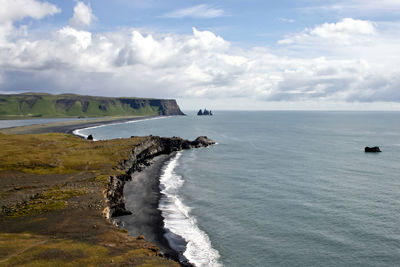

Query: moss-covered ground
left=0, top=133, right=178, bottom=267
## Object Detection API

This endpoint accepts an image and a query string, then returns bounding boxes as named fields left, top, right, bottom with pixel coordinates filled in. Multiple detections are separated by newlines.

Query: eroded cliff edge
left=103, top=135, right=215, bottom=219
left=0, top=133, right=213, bottom=266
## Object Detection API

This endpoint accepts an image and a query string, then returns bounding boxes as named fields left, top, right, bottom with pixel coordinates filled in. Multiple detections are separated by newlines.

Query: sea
left=9, top=111, right=400, bottom=266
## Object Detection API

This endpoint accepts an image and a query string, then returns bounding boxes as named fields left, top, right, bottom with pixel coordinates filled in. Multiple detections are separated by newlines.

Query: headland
left=0, top=114, right=214, bottom=266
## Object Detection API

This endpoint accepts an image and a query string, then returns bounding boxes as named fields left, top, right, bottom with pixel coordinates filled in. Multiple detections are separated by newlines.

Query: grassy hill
left=0, top=93, right=184, bottom=119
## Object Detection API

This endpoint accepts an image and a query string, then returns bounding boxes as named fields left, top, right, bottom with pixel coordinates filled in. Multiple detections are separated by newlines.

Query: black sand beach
left=0, top=115, right=190, bottom=265
left=0, top=115, right=159, bottom=135
left=118, top=153, right=189, bottom=263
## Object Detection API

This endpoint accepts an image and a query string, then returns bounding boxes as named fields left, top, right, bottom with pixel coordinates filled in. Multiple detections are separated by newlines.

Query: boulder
left=87, top=134, right=94, bottom=140
left=191, top=136, right=216, bottom=147
left=365, top=146, right=381, bottom=152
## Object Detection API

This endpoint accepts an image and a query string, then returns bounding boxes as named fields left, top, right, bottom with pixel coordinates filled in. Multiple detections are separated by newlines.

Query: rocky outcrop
left=365, top=146, right=381, bottom=152
left=148, top=99, right=185, bottom=116
left=102, top=136, right=215, bottom=219
left=197, top=108, right=212, bottom=116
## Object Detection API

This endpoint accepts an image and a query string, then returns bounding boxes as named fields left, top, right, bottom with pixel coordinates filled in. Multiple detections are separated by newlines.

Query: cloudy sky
left=1, top=0, right=400, bottom=110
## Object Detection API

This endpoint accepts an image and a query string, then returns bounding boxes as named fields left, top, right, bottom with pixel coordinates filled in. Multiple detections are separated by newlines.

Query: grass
left=3, top=187, right=86, bottom=217
left=0, top=233, right=175, bottom=267
left=0, top=132, right=146, bottom=175
left=0, top=133, right=179, bottom=266
left=0, top=132, right=146, bottom=217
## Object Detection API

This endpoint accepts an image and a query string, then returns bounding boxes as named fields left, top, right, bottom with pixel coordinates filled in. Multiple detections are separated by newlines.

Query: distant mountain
left=0, top=93, right=184, bottom=119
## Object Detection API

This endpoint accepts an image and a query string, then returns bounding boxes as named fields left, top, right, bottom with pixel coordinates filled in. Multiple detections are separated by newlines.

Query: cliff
left=0, top=133, right=213, bottom=266
left=103, top=136, right=215, bottom=219
left=0, top=93, right=185, bottom=119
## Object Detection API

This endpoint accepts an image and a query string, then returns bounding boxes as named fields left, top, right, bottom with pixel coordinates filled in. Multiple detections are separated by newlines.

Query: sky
left=1, top=0, right=400, bottom=110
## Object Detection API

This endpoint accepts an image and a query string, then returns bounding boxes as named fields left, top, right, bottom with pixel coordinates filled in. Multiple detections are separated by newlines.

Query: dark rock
left=87, top=134, right=94, bottom=140
left=365, top=146, right=381, bottom=152
left=197, top=108, right=212, bottom=116
left=191, top=136, right=216, bottom=147
left=103, top=135, right=215, bottom=219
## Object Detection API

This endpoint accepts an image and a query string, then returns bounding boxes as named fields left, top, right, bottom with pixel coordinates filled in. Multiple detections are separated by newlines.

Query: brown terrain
left=0, top=129, right=214, bottom=266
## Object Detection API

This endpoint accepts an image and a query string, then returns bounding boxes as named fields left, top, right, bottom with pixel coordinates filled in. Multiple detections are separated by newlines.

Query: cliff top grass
left=0, top=132, right=145, bottom=175
left=0, top=133, right=179, bottom=266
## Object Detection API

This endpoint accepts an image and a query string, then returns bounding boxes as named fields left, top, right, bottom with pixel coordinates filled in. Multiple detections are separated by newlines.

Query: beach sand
left=0, top=115, right=158, bottom=135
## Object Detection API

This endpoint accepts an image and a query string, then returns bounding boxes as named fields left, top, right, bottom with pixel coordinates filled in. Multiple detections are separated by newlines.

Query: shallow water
left=77, top=111, right=400, bottom=267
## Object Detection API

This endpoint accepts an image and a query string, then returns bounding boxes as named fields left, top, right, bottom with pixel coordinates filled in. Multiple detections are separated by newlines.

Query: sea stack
left=197, top=108, right=213, bottom=116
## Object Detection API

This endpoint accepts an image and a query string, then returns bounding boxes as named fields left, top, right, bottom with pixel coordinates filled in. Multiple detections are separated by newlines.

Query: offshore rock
left=191, top=136, right=215, bottom=148
left=365, top=146, right=381, bottom=152
left=197, top=108, right=213, bottom=116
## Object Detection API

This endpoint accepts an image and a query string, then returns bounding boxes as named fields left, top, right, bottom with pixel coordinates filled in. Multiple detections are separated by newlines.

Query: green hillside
left=0, top=93, right=184, bottom=119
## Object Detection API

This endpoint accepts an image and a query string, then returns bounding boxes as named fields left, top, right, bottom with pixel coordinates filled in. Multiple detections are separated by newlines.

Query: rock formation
left=197, top=108, right=213, bottom=116
left=103, top=136, right=215, bottom=219
left=365, top=146, right=381, bottom=152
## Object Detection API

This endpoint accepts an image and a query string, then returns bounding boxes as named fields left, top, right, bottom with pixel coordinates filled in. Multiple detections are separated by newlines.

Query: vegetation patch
left=0, top=133, right=146, bottom=175
left=2, top=187, right=86, bottom=218
left=0, top=233, right=176, bottom=267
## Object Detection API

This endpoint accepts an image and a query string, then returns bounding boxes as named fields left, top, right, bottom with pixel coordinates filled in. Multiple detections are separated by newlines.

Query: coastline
left=68, top=118, right=193, bottom=265
left=0, top=115, right=195, bottom=266
left=118, top=153, right=192, bottom=265
left=0, top=115, right=160, bottom=135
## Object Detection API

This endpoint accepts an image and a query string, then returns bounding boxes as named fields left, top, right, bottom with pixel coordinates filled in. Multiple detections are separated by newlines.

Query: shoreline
left=118, top=153, right=192, bottom=265
left=0, top=115, right=196, bottom=266
left=70, top=118, right=193, bottom=265
left=0, top=115, right=160, bottom=135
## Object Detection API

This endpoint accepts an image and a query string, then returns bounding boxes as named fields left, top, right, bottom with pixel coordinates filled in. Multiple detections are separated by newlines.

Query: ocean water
left=75, top=111, right=400, bottom=267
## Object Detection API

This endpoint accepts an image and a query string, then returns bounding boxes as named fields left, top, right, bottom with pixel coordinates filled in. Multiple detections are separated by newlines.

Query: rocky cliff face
left=149, top=99, right=185, bottom=116
left=102, top=136, right=214, bottom=219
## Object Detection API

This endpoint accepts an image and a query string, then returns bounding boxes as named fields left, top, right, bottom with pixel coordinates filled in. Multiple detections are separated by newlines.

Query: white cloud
left=162, top=4, right=224, bottom=19
left=304, top=0, right=400, bottom=16
left=0, top=0, right=60, bottom=23
left=69, top=1, right=97, bottom=28
left=279, top=18, right=376, bottom=45
left=0, top=0, right=59, bottom=44
left=1, top=6, right=400, bottom=108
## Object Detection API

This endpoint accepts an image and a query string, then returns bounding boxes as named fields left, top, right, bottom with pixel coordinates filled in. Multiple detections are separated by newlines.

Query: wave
left=72, top=116, right=169, bottom=140
left=159, top=152, right=222, bottom=267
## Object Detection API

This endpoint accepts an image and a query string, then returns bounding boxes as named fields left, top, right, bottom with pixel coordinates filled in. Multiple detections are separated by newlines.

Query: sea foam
left=159, top=152, right=222, bottom=267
